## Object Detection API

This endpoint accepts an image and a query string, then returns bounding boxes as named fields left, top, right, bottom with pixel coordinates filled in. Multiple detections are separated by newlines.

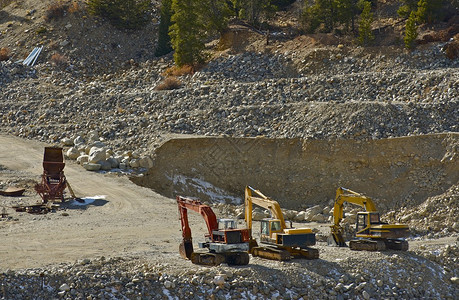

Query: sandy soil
left=0, top=134, right=456, bottom=280
left=0, top=134, right=187, bottom=270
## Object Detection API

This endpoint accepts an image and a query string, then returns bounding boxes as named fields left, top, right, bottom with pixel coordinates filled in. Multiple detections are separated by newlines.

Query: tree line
left=87, top=0, right=458, bottom=66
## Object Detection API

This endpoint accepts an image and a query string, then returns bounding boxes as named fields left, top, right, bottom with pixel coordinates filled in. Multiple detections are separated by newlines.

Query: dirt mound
left=386, top=183, right=459, bottom=236
left=131, top=133, right=459, bottom=212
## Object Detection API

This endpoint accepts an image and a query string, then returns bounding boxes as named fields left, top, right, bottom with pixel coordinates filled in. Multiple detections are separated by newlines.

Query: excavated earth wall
left=132, top=133, right=458, bottom=210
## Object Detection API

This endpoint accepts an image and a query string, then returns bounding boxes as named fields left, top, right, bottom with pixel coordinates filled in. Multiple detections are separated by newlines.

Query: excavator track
left=251, top=246, right=291, bottom=261
left=191, top=252, right=226, bottom=266
left=224, top=252, right=250, bottom=265
left=290, top=247, right=320, bottom=260
left=384, top=239, right=409, bottom=251
left=349, top=239, right=386, bottom=251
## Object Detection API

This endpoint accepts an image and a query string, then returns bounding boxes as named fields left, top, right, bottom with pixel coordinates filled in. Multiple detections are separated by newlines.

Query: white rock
left=89, top=147, right=106, bottom=163
left=74, top=136, right=85, bottom=146
left=83, top=163, right=101, bottom=171
left=90, top=141, right=106, bottom=149
left=132, top=151, right=140, bottom=159
left=451, top=277, right=459, bottom=284
left=311, top=214, right=326, bottom=223
left=306, top=205, right=323, bottom=216
left=59, top=283, right=70, bottom=291
left=76, top=155, right=89, bottom=165
left=213, top=275, right=225, bottom=286
left=252, top=210, right=267, bottom=221
left=88, top=130, right=99, bottom=142
left=61, top=137, right=73, bottom=146
left=362, top=290, right=370, bottom=300
left=66, top=147, right=80, bottom=160
left=294, top=211, right=306, bottom=222
left=164, top=280, right=173, bottom=289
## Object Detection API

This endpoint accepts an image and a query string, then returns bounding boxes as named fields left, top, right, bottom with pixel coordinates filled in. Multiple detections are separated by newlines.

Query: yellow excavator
left=329, top=187, right=410, bottom=251
left=244, top=186, right=319, bottom=260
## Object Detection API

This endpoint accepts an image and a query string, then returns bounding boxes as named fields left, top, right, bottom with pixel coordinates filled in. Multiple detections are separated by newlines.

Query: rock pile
left=1, top=44, right=458, bottom=161
left=63, top=130, right=154, bottom=173
left=1, top=253, right=456, bottom=300
left=386, top=183, right=459, bottom=237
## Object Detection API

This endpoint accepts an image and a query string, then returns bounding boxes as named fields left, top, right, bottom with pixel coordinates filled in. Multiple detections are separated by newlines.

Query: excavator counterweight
left=329, top=187, right=409, bottom=251
left=177, top=196, right=250, bottom=266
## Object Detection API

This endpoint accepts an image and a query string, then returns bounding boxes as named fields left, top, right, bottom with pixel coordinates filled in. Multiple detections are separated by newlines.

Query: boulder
left=99, top=160, right=112, bottom=171
left=76, top=155, right=89, bottom=165
left=61, top=137, right=73, bottom=146
left=83, top=163, right=101, bottom=171
left=106, top=157, right=119, bottom=168
left=306, top=205, right=323, bottom=216
left=310, top=214, right=326, bottom=223
left=252, top=209, right=267, bottom=221
left=74, top=135, right=84, bottom=146
left=294, top=211, right=306, bottom=222
left=66, top=147, right=80, bottom=160
left=59, top=283, right=70, bottom=292
left=130, top=158, right=140, bottom=168
left=89, top=147, right=106, bottom=163
left=88, top=130, right=99, bottom=142
left=139, top=156, right=153, bottom=169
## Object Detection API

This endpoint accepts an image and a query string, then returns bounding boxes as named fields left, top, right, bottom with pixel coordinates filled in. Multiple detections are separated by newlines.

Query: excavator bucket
left=328, top=233, right=346, bottom=247
left=179, top=240, right=193, bottom=260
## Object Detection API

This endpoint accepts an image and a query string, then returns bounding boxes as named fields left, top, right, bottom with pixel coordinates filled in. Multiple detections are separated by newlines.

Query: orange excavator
left=177, top=196, right=250, bottom=266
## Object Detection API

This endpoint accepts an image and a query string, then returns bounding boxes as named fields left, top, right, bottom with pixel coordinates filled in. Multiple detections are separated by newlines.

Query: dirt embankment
left=132, top=133, right=459, bottom=210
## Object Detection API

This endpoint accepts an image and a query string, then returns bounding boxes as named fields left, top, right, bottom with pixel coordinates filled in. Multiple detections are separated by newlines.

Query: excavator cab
left=260, top=219, right=283, bottom=244
left=356, top=212, right=383, bottom=235
left=218, top=219, right=237, bottom=230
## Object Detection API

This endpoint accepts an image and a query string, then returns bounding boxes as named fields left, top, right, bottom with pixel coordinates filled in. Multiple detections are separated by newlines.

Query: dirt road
left=0, top=134, right=187, bottom=270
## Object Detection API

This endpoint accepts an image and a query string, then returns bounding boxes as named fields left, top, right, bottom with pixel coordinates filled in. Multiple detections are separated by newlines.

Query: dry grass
left=45, top=1, right=68, bottom=21
left=163, top=65, right=195, bottom=77
left=155, top=77, right=182, bottom=91
left=0, top=47, right=10, bottom=61
left=50, top=53, right=68, bottom=68
left=68, top=1, right=81, bottom=14
left=444, top=35, right=459, bottom=60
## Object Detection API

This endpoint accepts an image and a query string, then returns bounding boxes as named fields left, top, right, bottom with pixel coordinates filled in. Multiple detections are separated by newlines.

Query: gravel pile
left=386, top=184, right=459, bottom=238
left=1, top=252, right=457, bottom=300
left=0, top=45, right=458, bottom=158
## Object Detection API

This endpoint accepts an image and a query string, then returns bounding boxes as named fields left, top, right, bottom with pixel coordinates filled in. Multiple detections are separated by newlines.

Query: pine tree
left=202, top=0, right=230, bottom=34
left=155, top=0, right=173, bottom=56
left=398, top=0, right=418, bottom=18
left=87, top=0, right=150, bottom=30
left=169, top=0, right=206, bottom=67
left=416, top=0, right=428, bottom=23
left=358, top=0, right=374, bottom=45
left=404, top=11, right=418, bottom=49
left=228, top=0, right=276, bottom=25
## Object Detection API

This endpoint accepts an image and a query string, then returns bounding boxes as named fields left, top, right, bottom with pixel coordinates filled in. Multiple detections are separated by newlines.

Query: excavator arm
left=333, top=187, right=377, bottom=227
left=245, top=186, right=287, bottom=230
left=177, top=196, right=218, bottom=259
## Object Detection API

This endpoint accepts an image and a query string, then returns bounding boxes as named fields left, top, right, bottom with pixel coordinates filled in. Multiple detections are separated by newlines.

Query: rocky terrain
left=0, top=0, right=458, bottom=299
